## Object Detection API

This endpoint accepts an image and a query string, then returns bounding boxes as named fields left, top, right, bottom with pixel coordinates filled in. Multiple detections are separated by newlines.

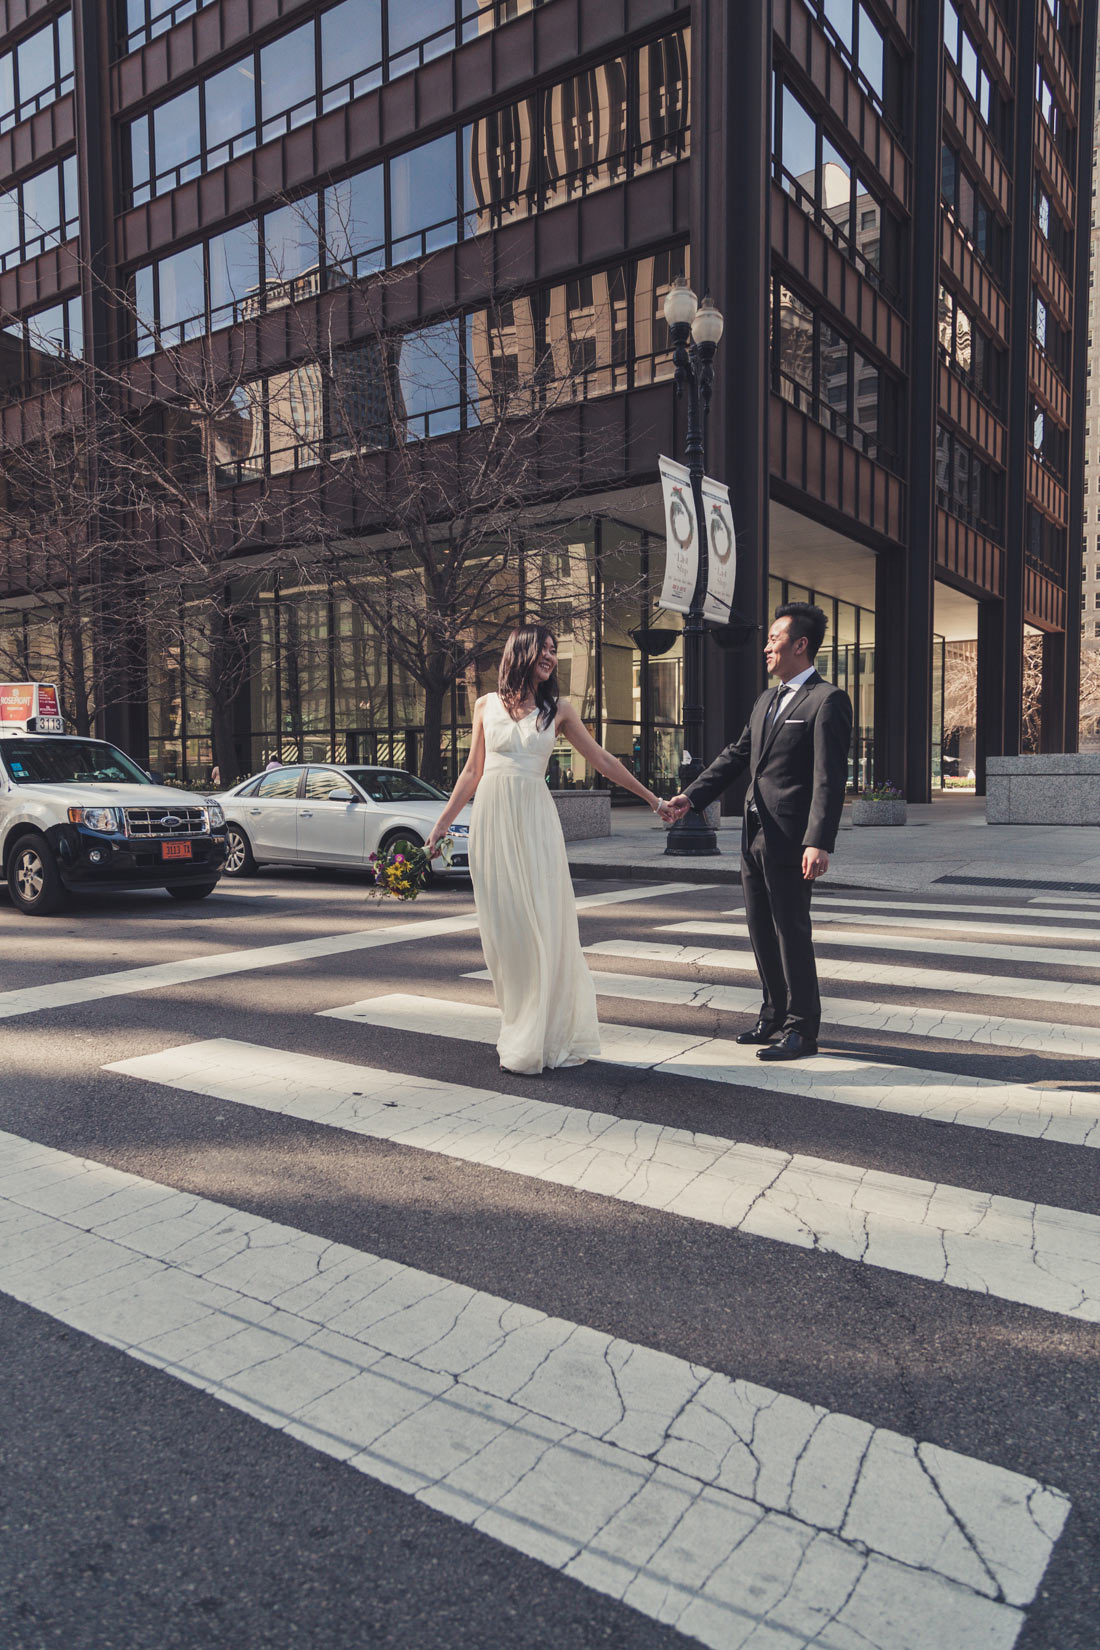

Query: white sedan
left=219, top=763, right=470, bottom=878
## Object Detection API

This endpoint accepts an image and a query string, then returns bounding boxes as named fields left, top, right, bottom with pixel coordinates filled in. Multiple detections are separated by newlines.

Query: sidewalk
left=566, top=793, right=1100, bottom=897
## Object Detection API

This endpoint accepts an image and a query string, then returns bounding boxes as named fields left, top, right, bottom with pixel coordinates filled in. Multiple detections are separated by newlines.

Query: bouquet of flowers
left=368, top=835, right=453, bottom=901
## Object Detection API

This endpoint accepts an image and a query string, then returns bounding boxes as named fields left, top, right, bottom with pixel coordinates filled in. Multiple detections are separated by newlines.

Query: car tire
left=7, top=833, right=68, bottom=916
left=165, top=882, right=220, bottom=901
left=224, top=825, right=258, bottom=877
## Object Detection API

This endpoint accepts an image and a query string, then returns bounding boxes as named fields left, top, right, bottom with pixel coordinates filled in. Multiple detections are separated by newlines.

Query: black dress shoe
left=756, top=1031, right=818, bottom=1061
left=735, top=1018, right=783, bottom=1046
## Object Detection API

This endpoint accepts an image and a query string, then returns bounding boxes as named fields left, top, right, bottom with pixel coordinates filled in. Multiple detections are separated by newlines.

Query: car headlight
left=203, top=799, right=226, bottom=829
left=68, top=806, right=122, bottom=833
left=449, top=823, right=469, bottom=837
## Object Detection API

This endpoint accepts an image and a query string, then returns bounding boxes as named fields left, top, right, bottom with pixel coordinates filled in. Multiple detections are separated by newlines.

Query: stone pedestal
left=551, top=790, right=611, bottom=840
left=986, top=756, right=1100, bottom=824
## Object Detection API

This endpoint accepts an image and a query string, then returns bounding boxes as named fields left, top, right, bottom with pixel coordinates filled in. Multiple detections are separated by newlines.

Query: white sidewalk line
left=0, top=884, right=706, bottom=1021
left=0, top=1125, right=1063, bottom=1650
left=721, top=910, right=1100, bottom=945
left=809, top=895, right=1100, bottom=923
left=585, top=938, right=1100, bottom=1010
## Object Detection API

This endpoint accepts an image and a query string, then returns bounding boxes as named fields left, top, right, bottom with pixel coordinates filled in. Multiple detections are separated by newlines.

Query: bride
left=428, top=623, right=669, bottom=1075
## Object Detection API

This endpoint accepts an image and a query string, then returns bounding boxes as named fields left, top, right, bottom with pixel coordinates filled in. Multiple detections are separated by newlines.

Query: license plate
left=162, top=841, right=192, bottom=860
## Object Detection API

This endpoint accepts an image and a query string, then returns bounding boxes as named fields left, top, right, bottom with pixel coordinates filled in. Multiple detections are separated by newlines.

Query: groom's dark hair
left=774, top=602, right=827, bottom=659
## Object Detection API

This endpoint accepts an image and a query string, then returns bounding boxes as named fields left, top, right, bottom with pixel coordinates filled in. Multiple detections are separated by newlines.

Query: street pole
left=664, top=280, right=723, bottom=856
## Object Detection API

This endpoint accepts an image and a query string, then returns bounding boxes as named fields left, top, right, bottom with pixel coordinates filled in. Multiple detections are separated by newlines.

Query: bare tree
left=272, top=247, right=642, bottom=783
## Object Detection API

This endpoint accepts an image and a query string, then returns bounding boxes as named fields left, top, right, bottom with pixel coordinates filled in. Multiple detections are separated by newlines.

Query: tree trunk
left=420, top=669, right=448, bottom=785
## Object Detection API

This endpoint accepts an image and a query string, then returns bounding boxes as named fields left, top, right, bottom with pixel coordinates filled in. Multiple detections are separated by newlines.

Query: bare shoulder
left=473, top=693, right=495, bottom=713
left=555, top=695, right=578, bottom=727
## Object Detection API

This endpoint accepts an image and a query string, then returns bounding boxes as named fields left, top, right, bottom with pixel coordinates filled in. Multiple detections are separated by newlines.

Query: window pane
left=388, top=0, right=455, bottom=68
left=823, top=0, right=852, bottom=50
left=320, top=0, right=382, bottom=104
left=128, top=115, right=151, bottom=196
left=821, top=136, right=851, bottom=227
left=259, top=24, right=316, bottom=136
left=22, top=166, right=60, bottom=248
left=324, top=166, right=384, bottom=273
left=304, top=768, right=345, bottom=799
left=397, top=319, right=463, bottom=438
left=778, top=284, right=813, bottom=393
left=17, top=24, right=56, bottom=108
left=26, top=302, right=64, bottom=355
left=62, top=154, right=78, bottom=233
left=208, top=221, right=260, bottom=327
left=157, top=243, right=206, bottom=340
left=204, top=58, right=256, bottom=163
left=66, top=295, right=83, bottom=357
left=134, top=265, right=156, bottom=355
left=858, top=6, right=883, bottom=98
left=389, top=134, right=459, bottom=259
left=57, top=12, right=73, bottom=80
left=153, top=87, right=201, bottom=188
left=780, top=86, right=816, bottom=193
left=262, top=203, right=319, bottom=305
left=819, top=322, right=848, bottom=415
left=0, top=188, right=19, bottom=259
left=0, top=52, right=13, bottom=122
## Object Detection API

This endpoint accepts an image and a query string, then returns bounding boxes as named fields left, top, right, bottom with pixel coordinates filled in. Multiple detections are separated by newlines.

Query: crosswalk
left=4, top=878, right=1100, bottom=1649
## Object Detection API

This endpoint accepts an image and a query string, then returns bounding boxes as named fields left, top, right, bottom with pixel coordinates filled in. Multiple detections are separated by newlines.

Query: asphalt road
left=0, top=866, right=1097, bottom=1650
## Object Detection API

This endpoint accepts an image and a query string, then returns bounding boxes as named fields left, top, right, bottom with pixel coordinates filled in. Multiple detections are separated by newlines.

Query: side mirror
left=147, top=769, right=164, bottom=784
left=327, top=788, right=358, bottom=802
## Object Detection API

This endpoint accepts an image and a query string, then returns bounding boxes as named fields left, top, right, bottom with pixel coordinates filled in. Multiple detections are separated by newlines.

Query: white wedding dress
left=468, top=692, right=601, bottom=1074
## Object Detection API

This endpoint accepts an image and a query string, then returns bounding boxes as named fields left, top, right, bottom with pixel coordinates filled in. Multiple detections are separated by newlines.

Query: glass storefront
left=146, top=515, right=686, bottom=795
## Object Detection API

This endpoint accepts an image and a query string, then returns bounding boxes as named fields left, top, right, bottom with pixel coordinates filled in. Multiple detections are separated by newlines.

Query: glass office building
left=0, top=0, right=1094, bottom=798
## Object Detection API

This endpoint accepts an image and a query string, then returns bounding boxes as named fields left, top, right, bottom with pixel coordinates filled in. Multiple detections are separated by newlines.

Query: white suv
left=0, top=725, right=228, bottom=916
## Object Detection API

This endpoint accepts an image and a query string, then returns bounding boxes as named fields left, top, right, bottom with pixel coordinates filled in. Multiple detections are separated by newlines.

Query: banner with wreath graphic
left=658, top=455, right=698, bottom=615
left=700, top=475, right=736, bottom=623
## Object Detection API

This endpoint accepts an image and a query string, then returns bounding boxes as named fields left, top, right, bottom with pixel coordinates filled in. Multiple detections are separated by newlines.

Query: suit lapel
left=759, top=672, right=820, bottom=760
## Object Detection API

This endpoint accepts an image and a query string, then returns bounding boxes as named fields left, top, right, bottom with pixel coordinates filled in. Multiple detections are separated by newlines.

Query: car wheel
left=7, top=833, right=68, bottom=916
left=224, top=825, right=257, bottom=876
left=165, top=882, right=220, bottom=901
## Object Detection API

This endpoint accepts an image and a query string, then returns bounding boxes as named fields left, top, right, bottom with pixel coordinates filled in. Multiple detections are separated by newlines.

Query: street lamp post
left=663, top=277, right=724, bottom=856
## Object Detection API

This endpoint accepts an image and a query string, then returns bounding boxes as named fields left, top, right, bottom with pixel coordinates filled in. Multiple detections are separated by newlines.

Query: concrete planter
left=851, top=797, right=907, bottom=826
left=551, top=789, right=611, bottom=840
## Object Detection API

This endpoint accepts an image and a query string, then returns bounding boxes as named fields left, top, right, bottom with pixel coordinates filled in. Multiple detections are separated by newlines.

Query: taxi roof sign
left=0, top=683, right=65, bottom=733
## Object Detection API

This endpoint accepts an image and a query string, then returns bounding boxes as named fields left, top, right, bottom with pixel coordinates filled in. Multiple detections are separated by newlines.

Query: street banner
left=700, top=475, right=736, bottom=623
left=658, top=455, right=698, bottom=615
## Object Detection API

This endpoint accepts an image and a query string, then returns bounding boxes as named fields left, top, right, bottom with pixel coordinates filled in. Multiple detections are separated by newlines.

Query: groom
left=665, top=603, right=852, bottom=1061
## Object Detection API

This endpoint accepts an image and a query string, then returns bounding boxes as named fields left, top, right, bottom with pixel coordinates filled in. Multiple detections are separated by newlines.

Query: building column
left=1040, top=628, right=1067, bottom=752
left=897, top=0, right=943, bottom=803
left=873, top=550, right=907, bottom=787
left=693, top=0, right=770, bottom=805
left=975, top=597, right=1006, bottom=792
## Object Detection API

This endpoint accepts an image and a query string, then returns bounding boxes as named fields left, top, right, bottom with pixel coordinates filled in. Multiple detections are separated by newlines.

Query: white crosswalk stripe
left=586, top=938, right=1100, bottom=1008
left=108, top=1034, right=1100, bottom=1316
left=483, top=965, right=1100, bottom=1059
left=719, top=908, right=1100, bottom=945
left=808, top=895, right=1100, bottom=923
left=316, top=993, right=1100, bottom=1149
left=0, top=1126, right=1064, bottom=1650
left=659, top=920, right=1100, bottom=971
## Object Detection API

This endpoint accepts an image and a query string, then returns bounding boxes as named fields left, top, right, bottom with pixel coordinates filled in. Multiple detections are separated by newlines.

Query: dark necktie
left=764, top=685, right=787, bottom=732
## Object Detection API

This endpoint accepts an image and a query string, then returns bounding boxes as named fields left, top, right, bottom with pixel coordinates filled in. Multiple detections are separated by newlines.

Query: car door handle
left=248, top=808, right=261, bottom=815
left=300, top=810, right=313, bottom=818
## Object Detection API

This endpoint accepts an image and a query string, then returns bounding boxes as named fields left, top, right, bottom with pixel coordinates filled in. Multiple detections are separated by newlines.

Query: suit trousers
left=740, top=819, right=820, bottom=1038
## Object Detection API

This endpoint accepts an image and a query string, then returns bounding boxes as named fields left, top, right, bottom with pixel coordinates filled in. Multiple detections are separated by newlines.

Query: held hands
left=802, top=846, right=829, bottom=881
left=661, top=794, right=692, bottom=824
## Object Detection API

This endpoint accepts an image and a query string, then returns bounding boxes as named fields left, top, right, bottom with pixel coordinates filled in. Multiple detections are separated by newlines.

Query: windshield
left=346, top=768, right=446, bottom=802
left=1, top=738, right=154, bottom=786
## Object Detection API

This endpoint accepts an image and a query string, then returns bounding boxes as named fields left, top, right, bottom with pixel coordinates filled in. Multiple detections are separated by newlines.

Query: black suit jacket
left=684, top=672, right=853, bottom=863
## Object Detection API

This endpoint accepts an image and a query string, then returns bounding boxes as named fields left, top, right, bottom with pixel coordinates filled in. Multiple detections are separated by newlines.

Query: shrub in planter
left=851, top=782, right=907, bottom=826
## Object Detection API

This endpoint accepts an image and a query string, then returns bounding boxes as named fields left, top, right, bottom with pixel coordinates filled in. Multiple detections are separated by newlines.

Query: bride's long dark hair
left=498, top=623, right=559, bottom=730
